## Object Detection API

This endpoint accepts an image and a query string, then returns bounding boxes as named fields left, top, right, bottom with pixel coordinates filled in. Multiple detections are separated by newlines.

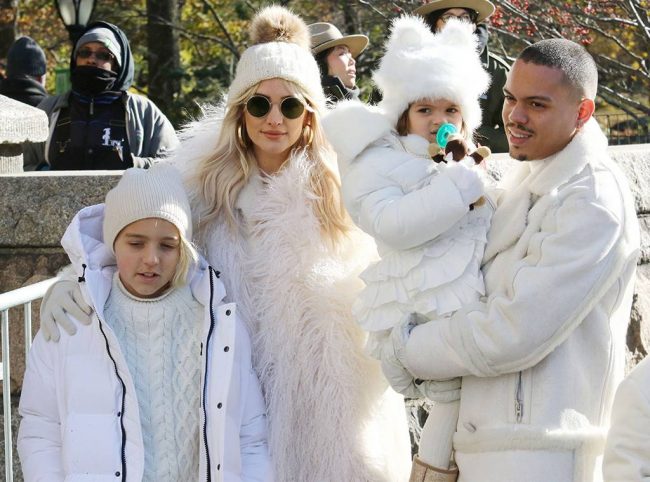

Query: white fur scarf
left=199, top=153, right=410, bottom=481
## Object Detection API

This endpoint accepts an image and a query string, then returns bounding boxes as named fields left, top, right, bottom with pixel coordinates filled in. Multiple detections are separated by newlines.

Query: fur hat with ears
left=373, top=15, right=490, bottom=132
left=227, top=6, right=326, bottom=110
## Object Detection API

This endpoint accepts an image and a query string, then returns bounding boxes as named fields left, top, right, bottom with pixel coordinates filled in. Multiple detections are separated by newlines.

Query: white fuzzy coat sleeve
left=18, top=332, right=65, bottom=482
left=603, top=358, right=650, bottom=482
left=402, top=182, right=634, bottom=379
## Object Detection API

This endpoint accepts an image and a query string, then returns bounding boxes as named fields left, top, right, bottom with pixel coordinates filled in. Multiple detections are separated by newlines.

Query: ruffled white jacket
left=18, top=204, right=271, bottom=482
left=170, top=107, right=411, bottom=482
left=399, top=119, right=640, bottom=482
left=323, top=100, right=492, bottom=355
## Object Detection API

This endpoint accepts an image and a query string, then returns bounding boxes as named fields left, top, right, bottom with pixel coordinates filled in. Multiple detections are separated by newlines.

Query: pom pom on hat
left=227, top=6, right=325, bottom=110
left=103, top=165, right=192, bottom=254
left=249, top=5, right=311, bottom=49
left=373, top=16, right=490, bottom=133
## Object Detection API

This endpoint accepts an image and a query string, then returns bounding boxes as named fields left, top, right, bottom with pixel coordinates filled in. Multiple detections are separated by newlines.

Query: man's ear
left=576, top=98, right=595, bottom=129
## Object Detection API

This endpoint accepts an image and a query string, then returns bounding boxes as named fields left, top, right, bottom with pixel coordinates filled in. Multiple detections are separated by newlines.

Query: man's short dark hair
left=518, top=38, right=598, bottom=100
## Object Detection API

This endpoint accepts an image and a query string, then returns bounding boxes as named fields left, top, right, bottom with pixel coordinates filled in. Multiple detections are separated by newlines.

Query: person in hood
left=414, top=0, right=509, bottom=153
left=0, top=36, right=48, bottom=107
left=308, top=22, right=368, bottom=103
left=30, top=21, right=178, bottom=170
left=18, top=165, right=271, bottom=481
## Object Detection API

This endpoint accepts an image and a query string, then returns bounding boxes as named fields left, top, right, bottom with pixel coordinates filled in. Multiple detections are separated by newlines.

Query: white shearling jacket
left=401, top=119, right=640, bottom=481
left=603, top=355, right=650, bottom=481
left=18, top=204, right=272, bottom=482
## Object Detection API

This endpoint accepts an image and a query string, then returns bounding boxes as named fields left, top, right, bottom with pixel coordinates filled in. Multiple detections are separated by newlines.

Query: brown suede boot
left=409, top=457, right=459, bottom=482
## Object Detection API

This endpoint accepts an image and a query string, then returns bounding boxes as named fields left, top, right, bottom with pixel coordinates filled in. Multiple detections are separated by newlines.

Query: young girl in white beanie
left=18, top=165, right=271, bottom=481
left=323, top=16, right=492, bottom=482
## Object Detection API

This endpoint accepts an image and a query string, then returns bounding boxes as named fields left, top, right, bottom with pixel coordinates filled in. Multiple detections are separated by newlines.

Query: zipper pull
left=90, top=97, right=94, bottom=116
left=515, top=399, right=523, bottom=423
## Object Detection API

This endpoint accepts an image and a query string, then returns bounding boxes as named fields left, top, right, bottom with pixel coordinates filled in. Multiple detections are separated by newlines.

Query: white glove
left=414, top=378, right=461, bottom=403
left=443, top=161, right=484, bottom=206
left=379, top=313, right=425, bottom=398
left=40, top=280, right=93, bottom=342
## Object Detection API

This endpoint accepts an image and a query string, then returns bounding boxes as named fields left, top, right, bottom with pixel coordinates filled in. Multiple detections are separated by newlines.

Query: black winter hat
left=6, top=37, right=47, bottom=78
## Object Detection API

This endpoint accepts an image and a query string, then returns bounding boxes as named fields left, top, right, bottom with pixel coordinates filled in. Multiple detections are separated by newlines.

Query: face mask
left=71, top=65, right=119, bottom=95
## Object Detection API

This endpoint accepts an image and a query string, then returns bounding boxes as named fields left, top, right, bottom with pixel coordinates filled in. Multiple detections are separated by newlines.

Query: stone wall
left=1, top=144, right=649, bottom=393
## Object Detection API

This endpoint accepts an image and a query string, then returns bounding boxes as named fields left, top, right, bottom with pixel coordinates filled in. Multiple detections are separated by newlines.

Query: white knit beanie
left=227, top=6, right=325, bottom=111
left=373, top=16, right=490, bottom=132
left=103, top=165, right=192, bottom=253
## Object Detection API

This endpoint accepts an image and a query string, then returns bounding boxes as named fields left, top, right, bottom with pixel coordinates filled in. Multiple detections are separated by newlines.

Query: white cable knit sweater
left=104, top=274, right=202, bottom=481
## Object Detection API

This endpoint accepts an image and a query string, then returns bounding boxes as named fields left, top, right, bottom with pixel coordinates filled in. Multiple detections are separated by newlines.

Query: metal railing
left=0, top=277, right=59, bottom=482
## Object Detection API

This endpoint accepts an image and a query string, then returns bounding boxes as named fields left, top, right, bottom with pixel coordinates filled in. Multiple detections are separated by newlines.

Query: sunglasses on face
left=245, top=95, right=307, bottom=120
left=77, top=48, right=115, bottom=63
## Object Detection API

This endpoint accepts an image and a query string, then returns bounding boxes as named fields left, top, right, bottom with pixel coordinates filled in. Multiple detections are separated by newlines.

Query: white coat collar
left=484, top=118, right=607, bottom=263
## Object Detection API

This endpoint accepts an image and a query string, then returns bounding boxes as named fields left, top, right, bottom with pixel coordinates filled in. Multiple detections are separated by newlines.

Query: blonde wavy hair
left=170, top=233, right=199, bottom=288
left=189, top=79, right=350, bottom=244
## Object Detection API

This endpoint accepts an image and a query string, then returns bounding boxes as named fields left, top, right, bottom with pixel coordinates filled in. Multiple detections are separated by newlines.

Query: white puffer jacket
left=323, top=100, right=492, bottom=356
left=399, top=118, right=640, bottom=482
left=18, top=204, right=272, bottom=482
left=603, top=355, right=650, bottom=481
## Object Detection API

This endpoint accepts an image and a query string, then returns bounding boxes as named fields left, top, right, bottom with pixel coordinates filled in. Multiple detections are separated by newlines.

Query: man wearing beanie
left=30, top=21, right=177, bottom=171
left=0, top=36, right=48, bottom=107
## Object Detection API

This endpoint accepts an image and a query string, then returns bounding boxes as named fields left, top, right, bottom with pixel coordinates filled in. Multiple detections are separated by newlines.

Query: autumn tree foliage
left=0, top=0, right=647, bottom=127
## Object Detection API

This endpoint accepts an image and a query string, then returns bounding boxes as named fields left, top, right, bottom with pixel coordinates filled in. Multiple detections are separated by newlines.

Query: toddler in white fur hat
left=323, top=15, right=492, bottom=482
left=18, top=165, right=270, bottom=481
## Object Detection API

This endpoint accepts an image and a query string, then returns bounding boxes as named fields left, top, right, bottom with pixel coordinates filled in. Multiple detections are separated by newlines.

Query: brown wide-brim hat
left=413, top=0, right=495, bottom=23
left=308, top=22, right=369, bottom=58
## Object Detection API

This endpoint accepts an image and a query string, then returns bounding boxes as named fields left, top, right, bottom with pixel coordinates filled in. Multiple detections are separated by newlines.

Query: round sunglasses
left=245, top=95, right=306, bottom=120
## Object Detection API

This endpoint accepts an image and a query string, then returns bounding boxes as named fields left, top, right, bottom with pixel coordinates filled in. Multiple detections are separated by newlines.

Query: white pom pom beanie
left=373, top=15, right=491, bottom=132
left=103, top=165, right=192, bottom=253
left=227, top=6, right=325, bottom=110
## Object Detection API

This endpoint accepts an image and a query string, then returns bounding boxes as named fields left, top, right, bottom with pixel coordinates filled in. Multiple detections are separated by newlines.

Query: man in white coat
left=382, top=38, right=640, bottom=481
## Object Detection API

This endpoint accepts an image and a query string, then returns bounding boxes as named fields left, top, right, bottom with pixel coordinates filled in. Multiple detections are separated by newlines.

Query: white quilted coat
left=322, top=100, right=492, bottom=356
left=18, top=204, right=272, bottom=482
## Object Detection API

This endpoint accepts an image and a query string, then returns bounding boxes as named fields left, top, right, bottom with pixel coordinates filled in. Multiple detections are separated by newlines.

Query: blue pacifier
left=436, top=123, right=458, bottom=149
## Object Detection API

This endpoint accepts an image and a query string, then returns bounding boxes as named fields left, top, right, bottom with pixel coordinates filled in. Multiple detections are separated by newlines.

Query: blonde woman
left=40, top=6, right=411, bottom=481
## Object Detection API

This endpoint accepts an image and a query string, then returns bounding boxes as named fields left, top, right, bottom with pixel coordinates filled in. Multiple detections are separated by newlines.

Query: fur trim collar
left=322, top=100, right=392, bottom=174
left=166, top=103, right=225, bottom=175
left=198, top=154, right=409, bottom=481
left=484, top=118, right=608, bottom=263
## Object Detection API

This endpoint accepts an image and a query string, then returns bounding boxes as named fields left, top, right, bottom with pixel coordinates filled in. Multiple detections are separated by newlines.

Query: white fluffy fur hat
left=103, top=164, right=192, bottom=253
left=374, top=15, right=490, bottom=132
left=227, top=6, right=325, bottom=110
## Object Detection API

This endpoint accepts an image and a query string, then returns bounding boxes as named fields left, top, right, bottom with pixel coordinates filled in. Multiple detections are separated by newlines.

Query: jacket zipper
left=203, top=267, right=217, bottom=481
left=515, top=371, right=523, bottom=423
left=96, top=313, right=128, bottom=480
